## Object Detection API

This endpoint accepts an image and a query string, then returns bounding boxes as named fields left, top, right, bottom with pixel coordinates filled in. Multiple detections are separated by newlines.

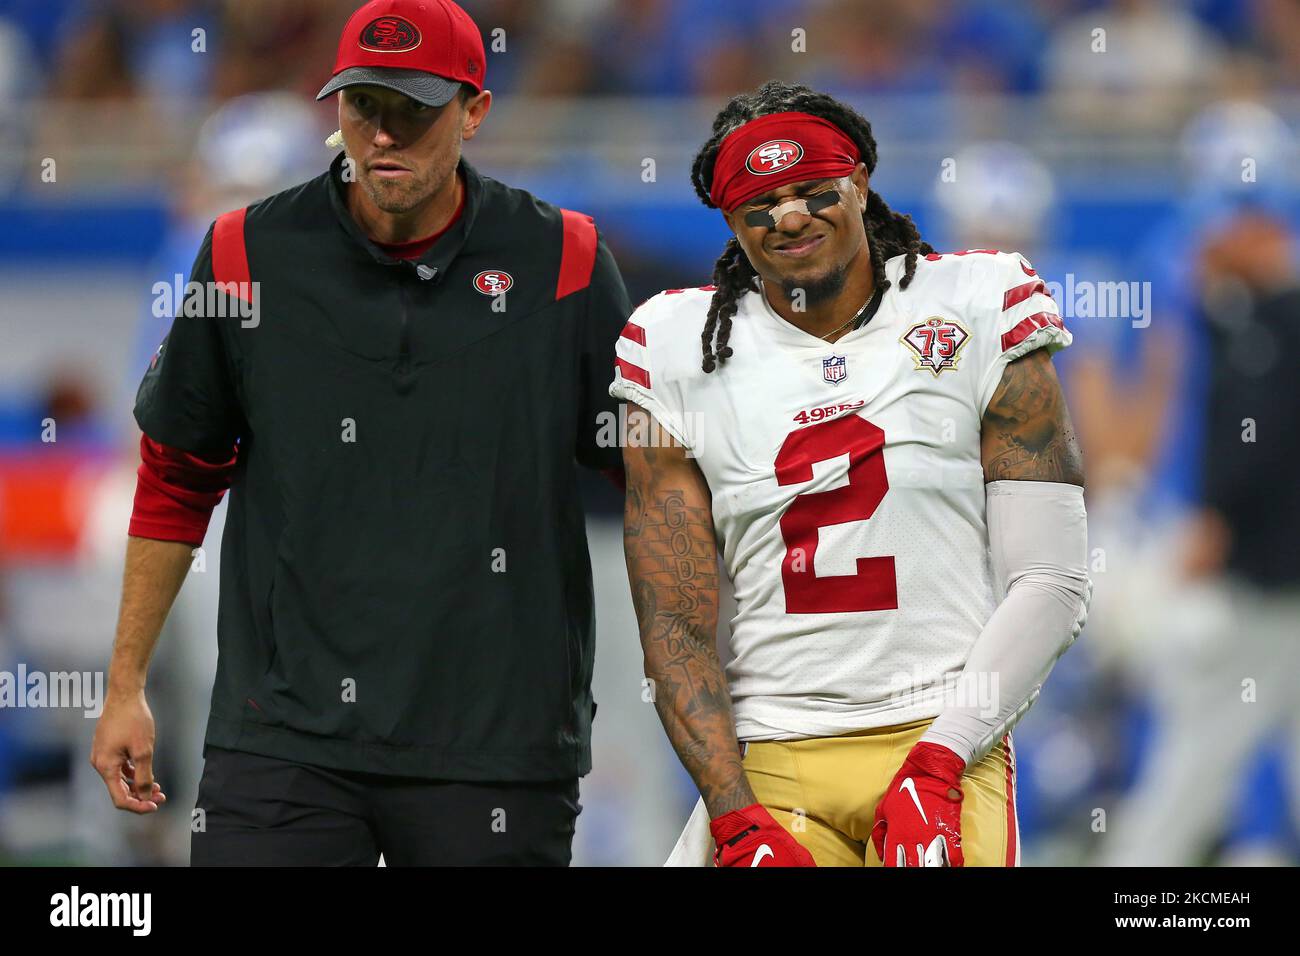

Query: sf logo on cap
left=360, top=16, right=422, bottom=52
left=474, top=270, right=513, bottom=295
left=746, top=140, right=804, bottom=175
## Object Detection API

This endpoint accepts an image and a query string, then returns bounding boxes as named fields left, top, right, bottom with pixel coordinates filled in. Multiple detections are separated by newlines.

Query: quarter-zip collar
left=326, top=150, right=484, bottom=279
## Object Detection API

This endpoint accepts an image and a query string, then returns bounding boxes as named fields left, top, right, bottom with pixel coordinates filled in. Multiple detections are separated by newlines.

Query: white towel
left=663, top=797, right=715, bottom=867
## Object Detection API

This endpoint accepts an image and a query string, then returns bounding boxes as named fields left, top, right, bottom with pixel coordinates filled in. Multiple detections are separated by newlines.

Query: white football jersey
left=610, top=250, right=1070, bottom=741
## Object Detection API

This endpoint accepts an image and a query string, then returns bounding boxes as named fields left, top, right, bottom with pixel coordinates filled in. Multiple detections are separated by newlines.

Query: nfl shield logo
left=822, top=354, right=847, bottom=384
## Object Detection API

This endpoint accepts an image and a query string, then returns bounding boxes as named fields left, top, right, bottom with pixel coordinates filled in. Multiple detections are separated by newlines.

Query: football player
left=611, top=82, right=1090, bottom=867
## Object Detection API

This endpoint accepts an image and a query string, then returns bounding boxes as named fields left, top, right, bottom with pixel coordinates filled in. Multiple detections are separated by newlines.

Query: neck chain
left=820, top=288, right=878, bottom=341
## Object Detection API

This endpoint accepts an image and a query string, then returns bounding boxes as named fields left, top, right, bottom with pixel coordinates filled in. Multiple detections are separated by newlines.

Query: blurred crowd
left=1, top=0, right=1300, bottom=102
left=0, top=0, right=1298, bottom=866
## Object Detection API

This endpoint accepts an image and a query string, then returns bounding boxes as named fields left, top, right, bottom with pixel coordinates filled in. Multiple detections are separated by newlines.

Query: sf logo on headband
left=746, top=140, right=804, bottom=175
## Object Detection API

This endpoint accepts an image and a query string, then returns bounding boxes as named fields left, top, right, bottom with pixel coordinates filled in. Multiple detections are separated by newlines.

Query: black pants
left=190, top=746, right=581, bottom=866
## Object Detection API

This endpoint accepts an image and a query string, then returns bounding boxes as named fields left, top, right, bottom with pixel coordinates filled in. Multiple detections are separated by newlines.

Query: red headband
left=709, top=111, right=861, bottom=213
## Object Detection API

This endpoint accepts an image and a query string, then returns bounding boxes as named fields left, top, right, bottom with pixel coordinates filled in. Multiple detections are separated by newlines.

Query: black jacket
left=135, top=153, right=631, bottom=780
left=1201, top=284, right=1300, bottom=591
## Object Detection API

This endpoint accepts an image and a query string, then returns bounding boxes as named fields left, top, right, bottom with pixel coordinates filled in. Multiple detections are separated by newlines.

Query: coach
left=91, top=0, right=631, bottom=866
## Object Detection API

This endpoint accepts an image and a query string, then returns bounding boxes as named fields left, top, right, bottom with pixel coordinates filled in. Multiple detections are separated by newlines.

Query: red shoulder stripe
left=615, top=357, right=650, bottom=389
left=212, top=208, right=252, bottom=303
left=556, top=209, right=598, bottom=301
left=1000, top=311, right=1065, bottom=352
left=619, top=321, right=646, bottom=346
left=1001, top=278, right=1047, bottom=312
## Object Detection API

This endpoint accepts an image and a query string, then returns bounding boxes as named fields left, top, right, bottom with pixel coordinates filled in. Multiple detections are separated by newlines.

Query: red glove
left=871, top=742, right=966, bottom=867
left=710, top=804, right=816, bottom=867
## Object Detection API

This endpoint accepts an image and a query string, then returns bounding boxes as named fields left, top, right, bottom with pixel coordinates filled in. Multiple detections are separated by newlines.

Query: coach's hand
left=871, top=742, right=965, bottom=866
left=91, top=688, right=167, bottom=813
left=710, top=804, right=816, bottom=867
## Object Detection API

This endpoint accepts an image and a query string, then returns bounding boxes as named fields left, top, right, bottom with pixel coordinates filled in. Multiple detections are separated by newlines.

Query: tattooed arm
left=981, top=348, right=1085, bottom=486
left=621, top=402, right=756, bottom=818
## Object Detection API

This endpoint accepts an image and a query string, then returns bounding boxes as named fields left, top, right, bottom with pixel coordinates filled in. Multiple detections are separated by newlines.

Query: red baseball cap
left=316, top=0, right=486, bottom=108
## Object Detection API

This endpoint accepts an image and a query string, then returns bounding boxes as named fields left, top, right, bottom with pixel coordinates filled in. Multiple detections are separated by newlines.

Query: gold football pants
left=742, top=718, right=1020, bottom=866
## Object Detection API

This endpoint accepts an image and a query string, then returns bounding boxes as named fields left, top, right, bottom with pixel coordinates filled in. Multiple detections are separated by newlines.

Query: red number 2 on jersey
left=775, top=414, right=898, bottom=613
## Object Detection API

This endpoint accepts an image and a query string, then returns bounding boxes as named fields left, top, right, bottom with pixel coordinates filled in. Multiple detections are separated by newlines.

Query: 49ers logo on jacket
left=474, top=270, right=513, bottom=295
left=359, top=16, right=421, bottom=52
left=901, top=316, right=971, bottom=376
left=746, top=140, right=804, bottom=175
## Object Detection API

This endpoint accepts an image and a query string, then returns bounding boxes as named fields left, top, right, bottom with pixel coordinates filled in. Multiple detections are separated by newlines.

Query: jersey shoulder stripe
left=620, top=320, right=646, bottom=346
left=212, top=207, right=252, bottom=303
left=608, top=286, right=716, bottom=447
left=1001, top=277, right=1047, bottom=312
left=1001, top=312, right=1066, bottom=352
left=556, top=209, right=598, bottom=300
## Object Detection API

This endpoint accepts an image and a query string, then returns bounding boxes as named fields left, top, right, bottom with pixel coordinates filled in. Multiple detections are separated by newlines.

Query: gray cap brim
left=316, top=66, right=462, bottom=107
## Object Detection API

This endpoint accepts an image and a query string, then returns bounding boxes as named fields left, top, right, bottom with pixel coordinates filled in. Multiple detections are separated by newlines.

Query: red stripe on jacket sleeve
left=556, top=209, right=598, bottom=301
left=212, top=208, right=252, bottom=303
left=615, top=357, right=650, bottom=389
left=129, top=435, right=238, bottom=546
left=1000, top=311, right=1065, bottom=352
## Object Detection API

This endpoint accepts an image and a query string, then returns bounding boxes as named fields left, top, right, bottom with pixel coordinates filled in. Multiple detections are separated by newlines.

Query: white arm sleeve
left=919, top=480, right=1091, bottom=767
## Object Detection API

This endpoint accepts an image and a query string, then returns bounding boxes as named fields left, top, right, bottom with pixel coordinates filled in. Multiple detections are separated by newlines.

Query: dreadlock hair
left=690, top=81, right=934, bottom=372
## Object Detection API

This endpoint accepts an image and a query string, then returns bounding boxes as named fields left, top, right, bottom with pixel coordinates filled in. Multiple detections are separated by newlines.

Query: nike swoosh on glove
left=710, top=804, right=816, bottom=867
left=871, top=742, right=966, bottom=867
